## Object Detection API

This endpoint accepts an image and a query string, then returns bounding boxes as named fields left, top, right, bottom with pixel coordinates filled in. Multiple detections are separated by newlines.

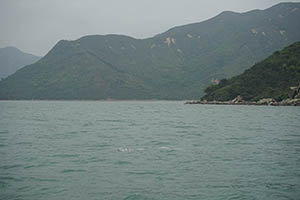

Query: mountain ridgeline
left=1, top=2, right=300, bottom=100
left=201, top=41, right=300, bottom=102
left=0, top=47, right=40, bottom=79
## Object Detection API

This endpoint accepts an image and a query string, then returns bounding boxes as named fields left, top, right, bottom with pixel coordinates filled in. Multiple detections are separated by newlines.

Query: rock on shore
left=186, top=85, right=300, bottom=106
left=185, top=98, right=300, bottom=106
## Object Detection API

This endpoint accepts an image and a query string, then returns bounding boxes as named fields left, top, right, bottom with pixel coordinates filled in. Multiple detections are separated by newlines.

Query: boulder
left=231, top=95, right=243, bottom=103
left=291, top=99, right=300, bottom=106
left=257, top=98, right=276, bottom=105
left=279, top=98, right=300, bottom=106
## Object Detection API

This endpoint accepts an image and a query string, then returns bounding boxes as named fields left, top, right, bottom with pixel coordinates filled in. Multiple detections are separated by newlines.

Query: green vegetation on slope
left=202, top=42, right=300, bottom=101
left=0, top=3, right=300, bottom=100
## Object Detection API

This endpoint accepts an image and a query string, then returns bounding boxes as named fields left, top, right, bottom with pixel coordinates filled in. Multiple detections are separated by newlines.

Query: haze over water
left=0, top=101, right=300, bottom=199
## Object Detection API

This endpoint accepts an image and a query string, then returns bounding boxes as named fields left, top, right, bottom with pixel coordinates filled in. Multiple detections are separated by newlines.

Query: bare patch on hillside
left=164, top=37, right=176, bottom=47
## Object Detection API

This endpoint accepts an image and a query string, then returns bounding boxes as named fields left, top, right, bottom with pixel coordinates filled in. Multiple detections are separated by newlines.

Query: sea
left=0, top=101, right=299, bottom=200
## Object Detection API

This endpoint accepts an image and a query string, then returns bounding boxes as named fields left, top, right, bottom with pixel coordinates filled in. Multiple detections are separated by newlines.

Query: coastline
left=185, top=98, right=300, bottom=106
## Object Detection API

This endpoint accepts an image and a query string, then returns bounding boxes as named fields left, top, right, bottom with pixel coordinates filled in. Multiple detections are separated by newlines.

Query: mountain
left=201, top=41, right=300, bottom=101
left=1, top=2, right=300, bottom=100
left=0, top=46, right=40, bottom=79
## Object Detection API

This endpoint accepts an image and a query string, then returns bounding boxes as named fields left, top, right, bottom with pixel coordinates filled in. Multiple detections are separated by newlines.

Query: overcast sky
left=0, top=0, right=299, bottom=56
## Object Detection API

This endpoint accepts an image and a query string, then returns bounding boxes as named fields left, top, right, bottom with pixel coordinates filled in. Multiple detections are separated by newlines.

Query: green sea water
left=0, top=101, right=299, bottom=200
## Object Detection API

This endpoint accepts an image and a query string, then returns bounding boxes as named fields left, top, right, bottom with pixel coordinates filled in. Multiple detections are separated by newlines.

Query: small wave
left=129, top=123, right=141, bottom=127
left=61, top=131, right=80, bottom=138
left=116, top=146, right=181, bottom=152
left=0, top=180, right=9, bottom=188
left=110, top=127, right=124, bottom=131
left=190, top=132, right=203, bottom=137
left=158, top=146, right=182, bottom=152
left=86, top=157, right=106, bottom=163
left=158, top=146, right=173, bottom=150
left=0, top=164, right=22, bottom=170
left=52, top=154, right=80, bottom=158
left=61, top=169, right=86, bottom=173
left=176, top=130, right=188, bottom=134
left=123, top=194, right=155, bottom=200
left=93, top=143, right=110, bottom=148
left=0, top=176, right=22, bottom=182
left=28, top=177, right=57, bottom=182
left=174, top=125, right=197, bottom=129
left=32, top=118, right=47, bottom=122
left=97, top=119, right=124, bottom=123
left=192, top=143, right=202, bottom=147
left=83, top=122, right=94, bottom=127
left=23, top=163, right=48, bottom=169
left=127, top=171, right=166, bottom=176
left=115, top=160, right=132, bottom=165
left=66, top=131, right=78, bottom=135
left=16, top=141, right=32, bottom=145
left=0, top=130, right=9, bottom=134
left=117, top=147, right=133, bottom=152
left=86, top=144, right=110, bottom=151
left=150, top=141, right=170, bottom=146
left=23, top=165, right=36, bottom=169
left=40, top=187, right=50, bottom=191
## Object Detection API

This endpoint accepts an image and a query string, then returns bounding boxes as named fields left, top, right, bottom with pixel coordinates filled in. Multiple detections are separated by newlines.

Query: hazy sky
left=0, top=0, right=299, bottom=56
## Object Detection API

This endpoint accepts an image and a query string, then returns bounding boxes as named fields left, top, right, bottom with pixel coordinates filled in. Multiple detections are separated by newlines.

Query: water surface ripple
left=0, top=101, right=300, bottom=200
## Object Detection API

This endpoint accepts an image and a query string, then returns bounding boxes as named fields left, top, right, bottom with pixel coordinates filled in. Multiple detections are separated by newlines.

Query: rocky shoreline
left=186, top=86, right=300, bottom=106
left=185, top=98, right=300, bottom=106
left=185, top=95, right=300, bottom=106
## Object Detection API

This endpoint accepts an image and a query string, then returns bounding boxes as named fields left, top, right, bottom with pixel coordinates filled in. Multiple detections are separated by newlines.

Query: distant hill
left=1, top=2, right=300, bottom=100
left=201, top=41, right=300, bottom=101
left=0, top=47, right=40, bottom=79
